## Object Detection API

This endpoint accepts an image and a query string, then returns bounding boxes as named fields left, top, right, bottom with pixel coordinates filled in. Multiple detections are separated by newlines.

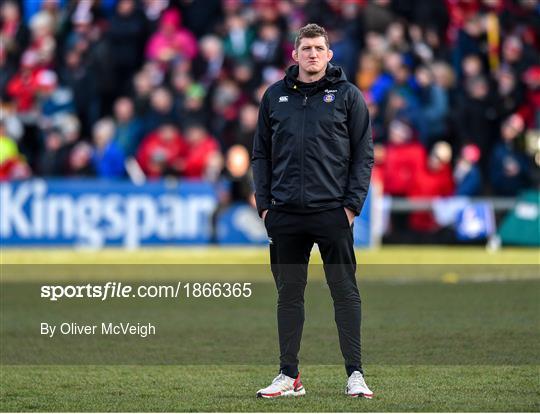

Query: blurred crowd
left=1, top=0, right=539, bottom=209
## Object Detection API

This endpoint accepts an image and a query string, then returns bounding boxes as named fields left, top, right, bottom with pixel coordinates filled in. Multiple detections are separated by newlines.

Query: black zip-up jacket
left=252, top=63, right=373, bottom=217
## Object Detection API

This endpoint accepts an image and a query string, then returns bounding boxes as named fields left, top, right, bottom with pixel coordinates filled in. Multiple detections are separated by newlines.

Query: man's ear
left=292, top=49, right=298, bottom=62
left=327, top=49, right=333, bottom=61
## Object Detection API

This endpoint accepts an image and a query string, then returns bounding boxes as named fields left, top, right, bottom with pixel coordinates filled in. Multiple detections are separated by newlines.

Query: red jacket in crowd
left=382, top=140, right=426, bottom=196
left=407, top=163, right=455, bottom=233
left=6, top=68, right=42, bottom=112
left=136, top=127, right=188, bottom=178
left=182, top=134, right=219, bottom=178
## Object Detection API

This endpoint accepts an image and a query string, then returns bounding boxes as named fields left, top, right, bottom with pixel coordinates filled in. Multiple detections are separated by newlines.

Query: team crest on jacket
left=323, top=93, right=335, bottom=103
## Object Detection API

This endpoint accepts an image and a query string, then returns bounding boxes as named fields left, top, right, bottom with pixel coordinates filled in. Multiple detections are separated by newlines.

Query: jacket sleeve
left=251, top=90, right=272, bottom=217
left=343, top=87, right=374, bottom=216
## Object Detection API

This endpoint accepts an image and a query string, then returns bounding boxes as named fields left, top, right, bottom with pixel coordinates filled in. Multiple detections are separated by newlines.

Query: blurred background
left=1, top=4, right=538, bottom=411
left=1, top=0, right=539, bottom=249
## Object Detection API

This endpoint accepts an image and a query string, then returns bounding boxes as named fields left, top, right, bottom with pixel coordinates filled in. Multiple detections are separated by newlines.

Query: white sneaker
left=346, top=371, right=374, bottom=399
left=256, top=372, right=305, bottom=398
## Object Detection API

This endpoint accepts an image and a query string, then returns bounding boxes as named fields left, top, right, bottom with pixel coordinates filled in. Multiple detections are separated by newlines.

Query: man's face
left=118, top=0, right=135, bottom=15
left=293, top=36, right=332, bottom=75
left=159, top=125, right=176, bottom=141
left=114, top=98, right=134, bottom=122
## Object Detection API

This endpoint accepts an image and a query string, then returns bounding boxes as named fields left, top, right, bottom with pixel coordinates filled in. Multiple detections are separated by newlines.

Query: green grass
left=1, top=247, right=539, bottom=411
left=1, top=365, right=538, bottom=412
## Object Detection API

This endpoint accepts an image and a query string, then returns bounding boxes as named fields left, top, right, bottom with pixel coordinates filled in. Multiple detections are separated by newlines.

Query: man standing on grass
left=252, top=23, right=374, bottom=399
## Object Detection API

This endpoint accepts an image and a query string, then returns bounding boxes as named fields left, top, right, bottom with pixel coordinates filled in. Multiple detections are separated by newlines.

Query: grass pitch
left=2, top=365, right=538, bottom=412
left=1, top=246, right=539, bottom=412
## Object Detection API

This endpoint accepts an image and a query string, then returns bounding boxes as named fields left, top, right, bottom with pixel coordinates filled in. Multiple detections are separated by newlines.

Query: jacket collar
left=284, top=63, right=347, bottom=91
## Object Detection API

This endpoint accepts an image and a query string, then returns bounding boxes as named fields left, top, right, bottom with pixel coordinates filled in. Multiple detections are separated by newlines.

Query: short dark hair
left=294, top=23, right=329, bottom=50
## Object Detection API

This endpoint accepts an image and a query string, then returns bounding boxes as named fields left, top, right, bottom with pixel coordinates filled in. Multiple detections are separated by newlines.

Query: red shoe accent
left=350, top=392, right=374, bottom=398
left=293, top=372, right=303, bottom=391
left=363, top=392, right=374, bottom=398
left=261, top=391, right=282, bottom=397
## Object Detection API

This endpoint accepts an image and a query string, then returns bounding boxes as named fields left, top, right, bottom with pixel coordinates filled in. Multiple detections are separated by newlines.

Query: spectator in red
left=6, top=50, right=42, bottom=113
left=136, top=123, right=188, bottom=178
left=371, top=143, right=386, bottom=188
left=382, top=119, right=426, bottom=196
left=408, top=141, right=455, bottom=233
left=182, top=123, right=221, bottom=179
left=145, top=8, right=197, bottom=68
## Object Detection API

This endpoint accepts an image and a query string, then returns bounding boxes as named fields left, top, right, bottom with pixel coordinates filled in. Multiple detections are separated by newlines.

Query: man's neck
left=297, top=66, right=327, bottom=83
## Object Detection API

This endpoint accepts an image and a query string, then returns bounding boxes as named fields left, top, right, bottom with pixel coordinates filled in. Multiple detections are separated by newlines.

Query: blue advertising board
left=0, top=180, right=372, bottom=248
left=455, top=202, right=495, bottom=241
left=0, top=179, right=216, bottom=248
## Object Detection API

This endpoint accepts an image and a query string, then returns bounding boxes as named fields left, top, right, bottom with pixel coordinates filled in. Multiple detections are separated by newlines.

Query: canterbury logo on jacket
left=252, top=63, right=374, bottom=217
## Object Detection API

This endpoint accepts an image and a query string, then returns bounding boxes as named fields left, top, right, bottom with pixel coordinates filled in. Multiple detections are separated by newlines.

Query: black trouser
left=264, top=207, right=363, bottom=378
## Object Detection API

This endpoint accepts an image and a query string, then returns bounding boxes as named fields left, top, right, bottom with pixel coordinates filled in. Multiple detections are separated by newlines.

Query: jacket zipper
left=300, top=94, right=307, bottom=208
